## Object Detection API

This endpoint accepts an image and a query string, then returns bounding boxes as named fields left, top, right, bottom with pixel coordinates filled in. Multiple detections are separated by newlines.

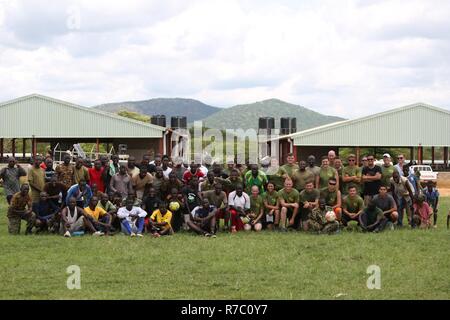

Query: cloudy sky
left=0, top=0, right=449, bottom=118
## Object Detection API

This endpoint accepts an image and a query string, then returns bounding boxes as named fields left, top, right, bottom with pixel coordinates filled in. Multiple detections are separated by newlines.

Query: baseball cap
left=383, top=153, right=391, bottom=158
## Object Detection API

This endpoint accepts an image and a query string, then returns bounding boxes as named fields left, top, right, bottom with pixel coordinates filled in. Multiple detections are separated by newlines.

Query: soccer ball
left=169, top=201, right=180, bottom=212
left=241, top=216, right=250, bottom=224
left=325, top=211, right=336, bottom=222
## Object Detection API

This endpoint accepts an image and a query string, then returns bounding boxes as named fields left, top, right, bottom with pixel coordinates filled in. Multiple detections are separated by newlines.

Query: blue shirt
left=32, top=200, right=59, bottom=218
left=66, top=184, right=93, bottom=207
left=423, top=187, right=439, bottom=207
left=191, top=205, right=216, bottom=219
left=407, top=174, right=419, bottom=194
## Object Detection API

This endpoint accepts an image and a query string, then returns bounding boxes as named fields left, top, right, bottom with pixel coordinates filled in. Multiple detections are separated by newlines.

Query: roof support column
left=0, top=138, right=3, bottom=161
left=32, top=136, right=37, bottom=158
left=356, top=147, right=360, bottom=166
left=22, top=138, right=26, bottom=159
left=431, top=147, right=435, bottom=165
left=12, top=139, right=16, bottom=158
left=410, top=147, right=414, bottom=162
left=417, top=145, right=423, bottom=165
left=293, top=145, right=298, bottom=163
left=444, top=147, right=449, bottom=168
left=96, top=138, right=100, bottom=158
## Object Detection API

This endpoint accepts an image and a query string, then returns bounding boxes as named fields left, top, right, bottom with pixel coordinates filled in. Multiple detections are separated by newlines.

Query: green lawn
left=0, top=190, right=449, bottom=300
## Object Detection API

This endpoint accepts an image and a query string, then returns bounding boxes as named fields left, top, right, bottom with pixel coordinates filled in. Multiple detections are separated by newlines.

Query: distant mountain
left=94, top=98, right=220, bottom=123
left=201, top=99, right=345, bottom=130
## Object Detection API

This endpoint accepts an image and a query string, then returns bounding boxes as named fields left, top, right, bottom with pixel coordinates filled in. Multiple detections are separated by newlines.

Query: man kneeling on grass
left=148, top=202, right=174, bottom=237
left=359, top=200, right=388, bottom=233
left=305, top=198, right=339, bottom=234
left=33, top=192, right=60, bottom=233
left=342, top=185, right=364, bottom=228
left=187, top=198, right=217, bottom=237
left=83, top=196, right=112, bottom=236
left=117, top=198, right=147, bottom=237
left=7, top=184, right=36, bottom=235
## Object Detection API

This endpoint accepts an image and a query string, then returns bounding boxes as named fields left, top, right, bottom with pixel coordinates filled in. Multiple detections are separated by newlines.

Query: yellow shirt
left=84, top=206, right=107, bottom=221
left=150, top=209, right=172, bottom=229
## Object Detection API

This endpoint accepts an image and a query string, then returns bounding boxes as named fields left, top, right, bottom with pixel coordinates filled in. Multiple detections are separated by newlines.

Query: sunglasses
left=367, top=158, right=374, bottom=161
left=398, top=157, right=404, bottom=159
left=348, top=159, right=355, bottom=162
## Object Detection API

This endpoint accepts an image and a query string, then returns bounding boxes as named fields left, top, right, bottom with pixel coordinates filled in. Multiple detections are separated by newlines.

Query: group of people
left=1, top=149, right=447, bottom=238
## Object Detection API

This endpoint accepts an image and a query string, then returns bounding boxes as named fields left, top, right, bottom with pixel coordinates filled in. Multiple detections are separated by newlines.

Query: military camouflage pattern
left=306, top=207, right=339, bottom=234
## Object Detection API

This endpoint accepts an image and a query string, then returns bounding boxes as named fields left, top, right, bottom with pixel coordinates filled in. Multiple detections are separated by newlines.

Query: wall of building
left=111, top=138, right=162, bottom=160
left=296, top=146, right=338, bottom=162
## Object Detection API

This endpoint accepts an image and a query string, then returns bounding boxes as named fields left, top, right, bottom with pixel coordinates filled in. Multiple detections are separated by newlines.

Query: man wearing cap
left=381, top=153, right=395, bottom=190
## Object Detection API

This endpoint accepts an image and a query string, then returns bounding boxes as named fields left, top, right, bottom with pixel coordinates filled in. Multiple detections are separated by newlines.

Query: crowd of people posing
left=1, top=150, right=447, bottom=238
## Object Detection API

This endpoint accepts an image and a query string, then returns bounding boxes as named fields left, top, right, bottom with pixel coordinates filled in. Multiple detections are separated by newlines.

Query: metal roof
left=285, top=103, right=450, bottom=147
left=0, top=94, right=165, bottom=139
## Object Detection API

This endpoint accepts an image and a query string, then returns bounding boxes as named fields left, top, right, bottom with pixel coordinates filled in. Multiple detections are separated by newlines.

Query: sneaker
left=93, top=231, right=104, bottom=236
left=136, top=233, right=143, bottom=237
left=280, top=227, right=288, bottom=233
left=130, top=232, right=136, bottom=237
left=204, top=233, right=216, bottom=238
left=64, top=231, right=71, bottom=238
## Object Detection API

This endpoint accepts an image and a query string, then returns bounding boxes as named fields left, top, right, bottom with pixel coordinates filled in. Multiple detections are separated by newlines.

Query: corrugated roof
left=280, top=103, right=450, bottom=147
left=0, top=94, right=165, bottom=139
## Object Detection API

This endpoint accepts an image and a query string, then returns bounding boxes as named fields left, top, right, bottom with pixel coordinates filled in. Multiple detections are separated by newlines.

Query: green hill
left=94, top=98, right=220, bottom=123
left=201, top=99, right=345, bottom=130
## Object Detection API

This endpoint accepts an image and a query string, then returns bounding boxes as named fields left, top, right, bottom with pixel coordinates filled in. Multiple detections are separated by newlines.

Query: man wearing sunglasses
left=320, top=178, right=342, bottom=221
left=361, top=155, right=382, bottom=206
left=342, top=154, right=362, bottom=196
left=394, top=154, right=406, bottom=177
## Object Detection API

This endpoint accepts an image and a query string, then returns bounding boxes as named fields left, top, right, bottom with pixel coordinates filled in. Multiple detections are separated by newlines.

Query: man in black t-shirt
left=361, top=155, right=382, bottom=206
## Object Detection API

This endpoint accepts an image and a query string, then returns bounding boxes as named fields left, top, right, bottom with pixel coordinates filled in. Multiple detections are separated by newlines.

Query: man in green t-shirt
left=320, top=178, right=342, bottom=221
left=244, top=164, right=268, bottom=194
left=380, top=153, right=395, bottom=189
left=263, top=182, right=279, bottom=230
left=292, top=160, right=314, bottom=193
left=278, top=179, right=300, bottom=231
left=299, top=181, right=320, bottom=230
left=316, top=157, right=339, bottom=190
left=342, top=154, right=362, bottom=195
left=342, top=186, right=364, bottom=226
left=277, top=153, right=299, bottom=180
left=245, top=185, right=264, bottom=232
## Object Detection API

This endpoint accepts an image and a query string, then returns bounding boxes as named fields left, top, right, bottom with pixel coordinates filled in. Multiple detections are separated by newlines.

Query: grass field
left=0, top=189, right=449, bottom=300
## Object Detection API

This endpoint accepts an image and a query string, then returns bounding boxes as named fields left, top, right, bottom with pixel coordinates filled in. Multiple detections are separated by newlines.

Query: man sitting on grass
left=227, top=184, right=251, bottom=232
left=7, top=184, right=36, bottom=235
left=263, top=182, right=280, bottom=230
left=359, top=200, right=388, bottom=233
left=187, top=198, right=217, bottom=237
left=413, top=194, right=433, bottom=229
left=202, top=183, right=228, bottom=231
left=372, top=185, right=398, bottom=225
left=117, top=198, right=147, bottom=237
left=342, top=185, right=364, bottom=227
left=148, top=202, right=174, bottom=237
left=305, top=198, right=339, bottom=234
left=298, top=181, right=320, bottom=230
left=83, top=196, right=111, bottom=236
left=278, top=178, right=300, bottom=231
left=244, top=185, right=264, bottom=232
left=61, top=197, right=89, bottom=237
left=33, top=192, right=60, bottom=233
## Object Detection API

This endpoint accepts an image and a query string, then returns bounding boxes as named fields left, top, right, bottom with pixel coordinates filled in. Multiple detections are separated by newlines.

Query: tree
left=117, top=110, right=151, bottom=123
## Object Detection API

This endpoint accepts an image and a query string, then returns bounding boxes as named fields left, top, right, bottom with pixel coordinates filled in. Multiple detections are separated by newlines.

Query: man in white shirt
left=227, top=185, right=251, bottom=232
left=117, top=198, right=147, bottom=237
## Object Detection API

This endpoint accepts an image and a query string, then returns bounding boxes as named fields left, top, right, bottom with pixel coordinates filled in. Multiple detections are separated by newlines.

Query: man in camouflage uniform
left=7, top=184, right=36, bottom=235
left=305, top=199, right=339, bottom=234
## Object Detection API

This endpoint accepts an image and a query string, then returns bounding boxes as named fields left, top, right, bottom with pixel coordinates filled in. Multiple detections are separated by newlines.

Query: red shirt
left=183, top=170, right=205, bottom=184
left=89, top=167, right=105, bottom=192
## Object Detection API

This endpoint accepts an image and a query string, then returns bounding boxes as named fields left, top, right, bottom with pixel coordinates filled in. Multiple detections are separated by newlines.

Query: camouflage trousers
left=306, top=220, right=339, bottom=234
left=7, top=209, right=36, bottom=235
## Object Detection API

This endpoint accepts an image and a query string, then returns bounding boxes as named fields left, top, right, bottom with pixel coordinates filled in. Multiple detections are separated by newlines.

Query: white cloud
left=0, top=0, right=449, bottom=118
